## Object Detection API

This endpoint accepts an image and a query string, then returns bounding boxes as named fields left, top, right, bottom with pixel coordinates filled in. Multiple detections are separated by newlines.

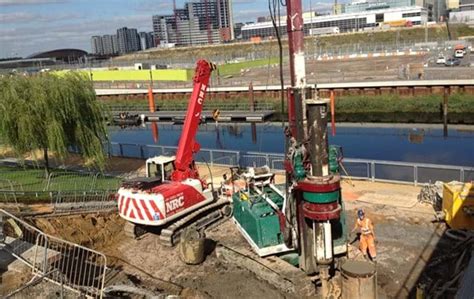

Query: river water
left=109, top=122, right=474, bottom=167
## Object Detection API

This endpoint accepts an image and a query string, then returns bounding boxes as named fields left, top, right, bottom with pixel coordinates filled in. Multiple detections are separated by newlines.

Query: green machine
left=232, top=146, right=348, bottom=258
left=231, top=166, right=292, bottom=256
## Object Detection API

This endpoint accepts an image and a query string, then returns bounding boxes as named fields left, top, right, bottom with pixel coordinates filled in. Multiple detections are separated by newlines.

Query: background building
left=241, top=6, right=428, bottom=40
left=91, top=27, right=147, bottom=55
left=117, top=27, right=141, bottom=54
left=102, top=34, right=119, bottom=55
left=139, top=32, right=155, bottom=50
left=152, top=0, right=234, bottom=47
left=91, top=36, right=104, bottom=56
left=343, top=0, right=447, bottom=21
left=449, top=0, right=474, bottom=22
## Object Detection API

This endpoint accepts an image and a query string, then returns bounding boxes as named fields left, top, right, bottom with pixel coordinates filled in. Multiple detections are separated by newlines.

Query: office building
left=241, top=6, right=428, bottom=40
left=152, top=0, right=234, bottom=47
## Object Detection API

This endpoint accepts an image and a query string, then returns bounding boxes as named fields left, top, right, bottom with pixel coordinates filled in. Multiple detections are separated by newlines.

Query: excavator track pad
left=159, top=197, right=232, bottom=247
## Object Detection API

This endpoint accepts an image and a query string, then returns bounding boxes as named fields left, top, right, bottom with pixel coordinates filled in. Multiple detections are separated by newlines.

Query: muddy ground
left=2, top=195, right=452, bottom=299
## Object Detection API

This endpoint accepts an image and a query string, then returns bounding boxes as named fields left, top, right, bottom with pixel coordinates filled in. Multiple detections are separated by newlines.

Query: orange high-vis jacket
left=356, top=218, right=374, bottom=235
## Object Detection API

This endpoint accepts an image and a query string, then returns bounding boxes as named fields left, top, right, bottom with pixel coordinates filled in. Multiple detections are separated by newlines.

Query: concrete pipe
left=341, top=260, right=377, bottom=299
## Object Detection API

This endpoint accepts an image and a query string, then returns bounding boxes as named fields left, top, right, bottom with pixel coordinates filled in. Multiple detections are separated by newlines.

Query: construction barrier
left=0, top=209, right=107, bottom=298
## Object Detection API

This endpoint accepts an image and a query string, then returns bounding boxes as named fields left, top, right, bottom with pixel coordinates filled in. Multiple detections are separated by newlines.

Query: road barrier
left=108, top=142, right=474, bottom=185
left=0, top=209, right=107, bottom=298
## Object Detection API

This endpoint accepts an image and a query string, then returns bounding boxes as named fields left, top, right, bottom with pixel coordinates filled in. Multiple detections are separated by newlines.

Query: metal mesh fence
left=107, top=142, right=474, bottom=186
left=0, top=209, right=107, bottom=298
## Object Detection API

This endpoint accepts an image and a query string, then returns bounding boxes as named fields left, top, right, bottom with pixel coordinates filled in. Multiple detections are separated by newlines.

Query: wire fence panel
left=211, top=150, right=239, bottom=166
left=341, top=160, right=370, bottom=180
left=374, top=163, right=415, bottom=184
left=417, top=166, right=463, bottom=184
left=0, top=209, right=107, bottom=298
left=46, top=172, right=97, bottom=192
left=240, top=155, right=269, bottom=168
left=0, top=179, right=18, bottom=205
left=0, top=209, right=46, bottom=270
left=0, top=168, right=46, bottom=192
left=194, top=150, right=212, bottom=165
left=33, top=228, right=107, bottom=298
left=464, top=169, right=474, bottom=182
left=52, top=191, right=116, bottom=214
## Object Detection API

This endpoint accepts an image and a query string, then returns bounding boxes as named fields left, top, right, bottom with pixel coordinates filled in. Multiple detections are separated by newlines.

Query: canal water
left=109, top=122, right=474, bottom=167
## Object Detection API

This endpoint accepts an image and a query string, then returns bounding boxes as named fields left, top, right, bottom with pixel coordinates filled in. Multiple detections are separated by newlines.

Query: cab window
left=148, top=162, right=162, bottom=178
left=163, top=162, right=174, bottom=180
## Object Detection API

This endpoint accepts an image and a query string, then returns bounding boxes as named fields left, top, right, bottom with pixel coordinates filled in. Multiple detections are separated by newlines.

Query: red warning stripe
left=140, top=199, right=153, bottom=221
left=124, top=197, right=131, bottom=216
left=132, top=199, right=144, bottom=220
left=118, top=195, right=125, bottom=213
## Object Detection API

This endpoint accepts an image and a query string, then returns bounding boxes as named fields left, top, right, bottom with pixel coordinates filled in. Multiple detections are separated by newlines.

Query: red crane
left=117, top=60, right=230, bottom=245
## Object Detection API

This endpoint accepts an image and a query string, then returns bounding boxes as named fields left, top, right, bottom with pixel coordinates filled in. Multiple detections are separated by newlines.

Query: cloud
left=0, top=0, right=66, bottom=6
left=0, top=11, right=82, bottom=24
left=0, top=13, right=153, bottom=56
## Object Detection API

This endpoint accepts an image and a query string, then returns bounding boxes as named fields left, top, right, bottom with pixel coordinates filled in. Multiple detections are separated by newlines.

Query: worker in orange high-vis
left=351, top=208, right=377, bottom=262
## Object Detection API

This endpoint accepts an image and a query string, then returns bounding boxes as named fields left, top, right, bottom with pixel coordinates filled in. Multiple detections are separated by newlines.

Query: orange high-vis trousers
left=360, top=233, right=377, bottom=258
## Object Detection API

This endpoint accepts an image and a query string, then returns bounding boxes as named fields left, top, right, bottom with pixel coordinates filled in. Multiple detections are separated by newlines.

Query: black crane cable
left=268, top=0, right=285, bottom=120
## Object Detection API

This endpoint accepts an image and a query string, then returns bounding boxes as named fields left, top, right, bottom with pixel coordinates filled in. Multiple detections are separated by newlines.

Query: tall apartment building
left=117, top=27, right=141, bottom=54
left=152, top=0, right=234, bottom=47
left=102, top=34, right=119, bottom=55
left=91, top=36, right=104, bottom=55
left=139, top=32, right=155, bottom=50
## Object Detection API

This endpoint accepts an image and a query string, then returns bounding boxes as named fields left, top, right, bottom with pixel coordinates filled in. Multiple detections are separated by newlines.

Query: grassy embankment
left=102, top=93, right=474, bottom=123
left=334, top=94, right=474, bottom=123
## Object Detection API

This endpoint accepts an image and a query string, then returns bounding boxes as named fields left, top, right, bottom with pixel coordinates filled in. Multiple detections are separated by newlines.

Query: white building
left=241, top=6, right=428, bottom=40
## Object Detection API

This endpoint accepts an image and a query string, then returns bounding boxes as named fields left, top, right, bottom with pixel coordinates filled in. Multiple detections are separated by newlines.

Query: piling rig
left=283, top=0, right=347, bottom=292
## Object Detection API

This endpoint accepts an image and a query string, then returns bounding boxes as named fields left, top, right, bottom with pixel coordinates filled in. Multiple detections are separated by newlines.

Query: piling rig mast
left=283, top=0, right=347, bottom=292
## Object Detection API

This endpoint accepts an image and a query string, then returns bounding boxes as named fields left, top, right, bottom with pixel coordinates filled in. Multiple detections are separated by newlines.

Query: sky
left=0, top=0, right=336, bottom=58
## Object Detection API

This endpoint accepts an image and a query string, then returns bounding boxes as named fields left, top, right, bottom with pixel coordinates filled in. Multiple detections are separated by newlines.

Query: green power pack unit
left=232, top=185, right=292, bottom=256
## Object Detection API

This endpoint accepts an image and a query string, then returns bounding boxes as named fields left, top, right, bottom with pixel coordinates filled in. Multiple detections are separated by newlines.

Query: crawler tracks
left=124, top=198, right=232, bottom=247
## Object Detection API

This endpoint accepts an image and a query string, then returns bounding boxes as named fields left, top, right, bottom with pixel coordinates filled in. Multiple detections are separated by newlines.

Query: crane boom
left=171, top=60, right=214, bottom=183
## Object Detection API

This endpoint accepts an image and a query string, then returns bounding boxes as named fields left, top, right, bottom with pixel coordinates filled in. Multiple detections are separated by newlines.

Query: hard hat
left=357, top=209, right=365, bottom=218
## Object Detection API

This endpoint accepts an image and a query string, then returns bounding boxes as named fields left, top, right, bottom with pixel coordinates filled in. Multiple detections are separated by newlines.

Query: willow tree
left=0, top=72, right=108, bottom=176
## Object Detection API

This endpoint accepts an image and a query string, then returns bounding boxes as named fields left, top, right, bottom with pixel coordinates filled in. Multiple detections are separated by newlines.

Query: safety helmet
left=357, top=209, right=365, bottom=219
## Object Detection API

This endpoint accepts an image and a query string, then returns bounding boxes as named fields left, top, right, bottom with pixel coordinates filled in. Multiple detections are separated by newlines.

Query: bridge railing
left=108, top=142, right=474, bottom=185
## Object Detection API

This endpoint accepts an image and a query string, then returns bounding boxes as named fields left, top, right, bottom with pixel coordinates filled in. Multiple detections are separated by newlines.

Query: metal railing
left=52, top=190, right=116, bottom=214
left=104, top=102, right=275, bottom=112
left=0, top=209, right=107, bottom=298
left=108, top=142, right=474, bottom=185
left=0, top=165, right=121, bottom=214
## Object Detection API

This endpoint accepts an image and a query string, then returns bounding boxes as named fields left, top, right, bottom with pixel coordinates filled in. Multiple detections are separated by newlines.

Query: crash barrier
left=0, top=209, right=107, bottom=298
left=108, top=142, right=474, bottom=185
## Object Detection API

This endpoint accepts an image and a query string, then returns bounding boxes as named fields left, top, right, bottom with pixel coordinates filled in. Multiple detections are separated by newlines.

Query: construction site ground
left=0, top=158, right=459, bottom=298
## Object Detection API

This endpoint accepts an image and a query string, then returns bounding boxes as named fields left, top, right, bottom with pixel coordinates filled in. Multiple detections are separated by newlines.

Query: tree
left=0, top=72, right=108, bottom=177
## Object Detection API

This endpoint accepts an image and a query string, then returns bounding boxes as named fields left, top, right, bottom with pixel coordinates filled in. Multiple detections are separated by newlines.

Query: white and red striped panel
left=117, top=189, right=166, bottom=225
